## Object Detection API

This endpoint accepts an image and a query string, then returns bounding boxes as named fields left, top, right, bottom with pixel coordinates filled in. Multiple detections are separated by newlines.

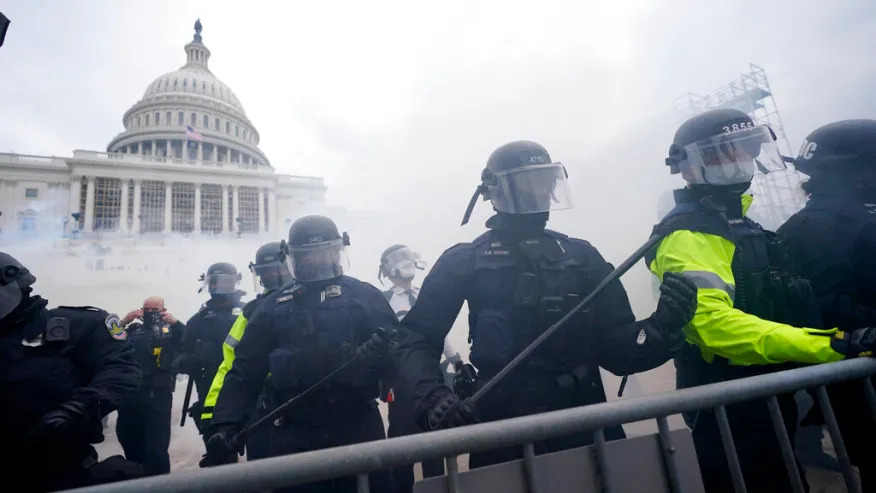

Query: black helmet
left=666, top=108, right=785, bottom=186
left=795, top=119, right=876, bottom=179
left=461, top=141, right=573, bottom=225
left=199, top=262, right=241, bottom=295
left=378, top=244, right=426, bottom=283
left=0, top=252, right=37, bottom=320
left=249, top=241, right=292, bottom=292
left=283, top=215, right=350, bottom=282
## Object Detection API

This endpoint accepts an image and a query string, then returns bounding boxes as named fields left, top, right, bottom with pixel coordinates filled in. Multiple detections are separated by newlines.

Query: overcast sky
left=2, top=0, right=875, bottom=263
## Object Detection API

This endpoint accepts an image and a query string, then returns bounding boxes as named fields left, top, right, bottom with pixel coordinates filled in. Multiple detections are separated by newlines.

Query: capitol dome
left=107, top=20, right=270, bottom=167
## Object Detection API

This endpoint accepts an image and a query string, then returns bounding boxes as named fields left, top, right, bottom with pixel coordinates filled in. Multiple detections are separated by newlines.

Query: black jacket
left=395, top=224, right=675, bottom=415
left=178, top=294, right=244, bottom=396
left=0, top=297, right=141, bottom=479
left=210, top=276, right=399, bottom=428
left=778, top=195, right=876, bottom=329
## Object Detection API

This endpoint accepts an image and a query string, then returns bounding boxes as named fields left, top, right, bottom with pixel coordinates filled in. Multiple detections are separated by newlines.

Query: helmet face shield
left=488, top=163, right=574, bottom=214
left=678, top=125, right=785, bottom=185
left=384, top=246, right=426, bottom=280
left=202, top=272, right=241, bottom=295
left=250, top=261, right=292, bottom=292
left=286, top=239, right=349, bottom=282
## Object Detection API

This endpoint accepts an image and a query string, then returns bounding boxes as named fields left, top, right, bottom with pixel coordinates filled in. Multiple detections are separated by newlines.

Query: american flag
left=185, top=125, right=203, bottom=142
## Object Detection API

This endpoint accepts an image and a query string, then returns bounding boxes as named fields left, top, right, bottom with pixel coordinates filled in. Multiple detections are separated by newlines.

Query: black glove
left=29, top=400, right=92, bottom=441
left=172, top=354, right=202, bottom=375
left=652, top=272, right=698, bottom=350
left=356, top=327, right=396, bottom=367
left=200, top=425, right=242, bottom=468
left=830, top=327, right=876, bottom=358
left=421, top=387, right=477, bottom=431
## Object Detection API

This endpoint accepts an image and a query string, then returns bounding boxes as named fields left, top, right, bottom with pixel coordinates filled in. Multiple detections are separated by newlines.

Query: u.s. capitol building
left=0, top=20, right=326, bottom=239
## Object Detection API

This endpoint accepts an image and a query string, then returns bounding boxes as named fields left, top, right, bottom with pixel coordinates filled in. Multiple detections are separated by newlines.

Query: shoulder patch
left=105, top=313, right=128, bottom=341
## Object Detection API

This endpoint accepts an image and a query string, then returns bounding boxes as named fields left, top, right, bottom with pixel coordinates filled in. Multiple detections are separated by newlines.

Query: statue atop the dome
left=193, top=18, right=203, bottom=43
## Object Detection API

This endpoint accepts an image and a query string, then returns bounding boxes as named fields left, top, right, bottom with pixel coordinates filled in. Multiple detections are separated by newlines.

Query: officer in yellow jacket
left=649, top=108, right=876, bottom=493
left=199, top=241, right=292, bottom=462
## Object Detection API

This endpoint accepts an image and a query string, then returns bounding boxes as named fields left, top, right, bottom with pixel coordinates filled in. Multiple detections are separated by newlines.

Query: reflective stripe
left=682, top=270, right=736, bottom=301
left=224, top=333, right=239, bottom=348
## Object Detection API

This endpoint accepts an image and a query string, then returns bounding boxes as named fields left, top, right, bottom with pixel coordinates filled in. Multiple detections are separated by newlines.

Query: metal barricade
left=68, top=358, right=876, bottom=493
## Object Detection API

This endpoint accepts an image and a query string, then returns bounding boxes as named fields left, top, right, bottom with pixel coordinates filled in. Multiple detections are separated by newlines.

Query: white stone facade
left=0, top=20, right=325, bottom=239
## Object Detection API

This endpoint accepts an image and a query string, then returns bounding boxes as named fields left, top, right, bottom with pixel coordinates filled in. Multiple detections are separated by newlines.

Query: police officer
left=0, top=252, right=144, bottom=491
left=778, top=119, right=876, bottom=491
left=394, top=141, right=698, bottom=469
left=650, top=109, right=876, bottom=492
left=204, top=216, right=397, bottom=493
left=114, top=296, right=184, bottom=476
left=174, top=262, right=245, bottom=435
left=199, top=241, right=293, bottom=462
left=379, top=244, right=461, bottom=491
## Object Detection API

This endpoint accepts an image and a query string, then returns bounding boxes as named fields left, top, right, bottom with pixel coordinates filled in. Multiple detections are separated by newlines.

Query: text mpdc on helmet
left=665, top=108, right=786, bottom=186
left=281, top=215, right=351, bottom=283
left=198, top=262, right=242, bottom=294
left=461, top=141, right=574, bottom=225
left=378, top=244, right=426, bottom=284
left=249, top=241, right=293, bottom=292
left=794, top=119, right=876, bottom=179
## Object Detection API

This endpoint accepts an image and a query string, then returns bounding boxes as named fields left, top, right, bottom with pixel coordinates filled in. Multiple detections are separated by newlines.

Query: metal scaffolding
left=673, top=64, right=806, bottom=229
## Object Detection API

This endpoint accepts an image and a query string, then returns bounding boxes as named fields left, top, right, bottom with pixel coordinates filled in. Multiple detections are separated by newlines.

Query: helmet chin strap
left=460, top=185, right=488, bottom=226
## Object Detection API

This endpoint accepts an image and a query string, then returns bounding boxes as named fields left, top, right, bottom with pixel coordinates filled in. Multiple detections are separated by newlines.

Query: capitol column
left=68, top=177, right=81, bottom=218
left=194, top=183, right=202, bottom=234
left=257, top=188, right=265, bottom=234
left=268, top=189, right=277, bottom=234
left=83, top=177, right=95, bottom=232
left=232, top=185, right=240, bottom=233
left=166, top=139, right=172, bottom=158
left=164, top=181, right=173, bottom=233
left=226, top=147, right=231, bottom=163
left=119, top=180, right=129, bottom=233
left=132, top=180, right=142, bottom=233
left=197, top=142, right=204, bottom=161
left=220, top=184, right=229, bottom=233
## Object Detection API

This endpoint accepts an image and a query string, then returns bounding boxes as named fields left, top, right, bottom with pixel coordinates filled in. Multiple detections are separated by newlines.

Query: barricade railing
left=68, top=358, right=876, bottom=493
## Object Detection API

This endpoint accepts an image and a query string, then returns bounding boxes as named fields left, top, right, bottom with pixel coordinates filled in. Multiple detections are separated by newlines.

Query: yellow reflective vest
left=200, top=311, right=249, bottom=422
left=648, top=194, right=844, bottom=366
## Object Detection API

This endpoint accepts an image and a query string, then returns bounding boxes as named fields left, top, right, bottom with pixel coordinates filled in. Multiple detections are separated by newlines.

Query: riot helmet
left=283, top=215, right=350, bottom=283
left=0, top=252, right=37, bottom=320
left=249, top=241, right=293, bottom=292
left=198, top=262, right=241, bottom=295
left=666, top=108, right=785, bottom=187
left=795, top=120, right=876, bottom=192
left=379, top=244, right=426, bottom=284
left=461, top=141, right=573, bottom=225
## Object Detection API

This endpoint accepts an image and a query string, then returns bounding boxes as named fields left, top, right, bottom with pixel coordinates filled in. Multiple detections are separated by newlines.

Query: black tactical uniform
left=395, top=141, right=697, bottom=469
left=778, top=119, right=876, bottom=492
left=205, top=216, right=398, bottom=493
left=115, top=313, right=184, bottom=475
left=0, top=253, right=143, bottom=492
left=176, top=291, right=244, bottom=432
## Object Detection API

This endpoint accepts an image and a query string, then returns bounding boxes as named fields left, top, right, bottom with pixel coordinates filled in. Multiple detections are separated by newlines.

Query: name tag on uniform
left=320, top=285, right=342, bottom=302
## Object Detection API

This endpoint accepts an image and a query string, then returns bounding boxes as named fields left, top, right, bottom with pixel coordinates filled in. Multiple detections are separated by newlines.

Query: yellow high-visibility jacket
left=648, top=193, right=844, bottom=366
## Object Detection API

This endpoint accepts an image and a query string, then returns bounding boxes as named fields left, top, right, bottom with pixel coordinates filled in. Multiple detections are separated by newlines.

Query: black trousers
left=825, top=377, right=876, bottom=493
left=270, top=402, right=394, bottom=493
left=676, top=356, right=808, bottom=493
left=116, top=380, right=174, bottom=476
left=387, top=396, right=445, bottom=493
left=468, top=375, right=625, bottom=470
